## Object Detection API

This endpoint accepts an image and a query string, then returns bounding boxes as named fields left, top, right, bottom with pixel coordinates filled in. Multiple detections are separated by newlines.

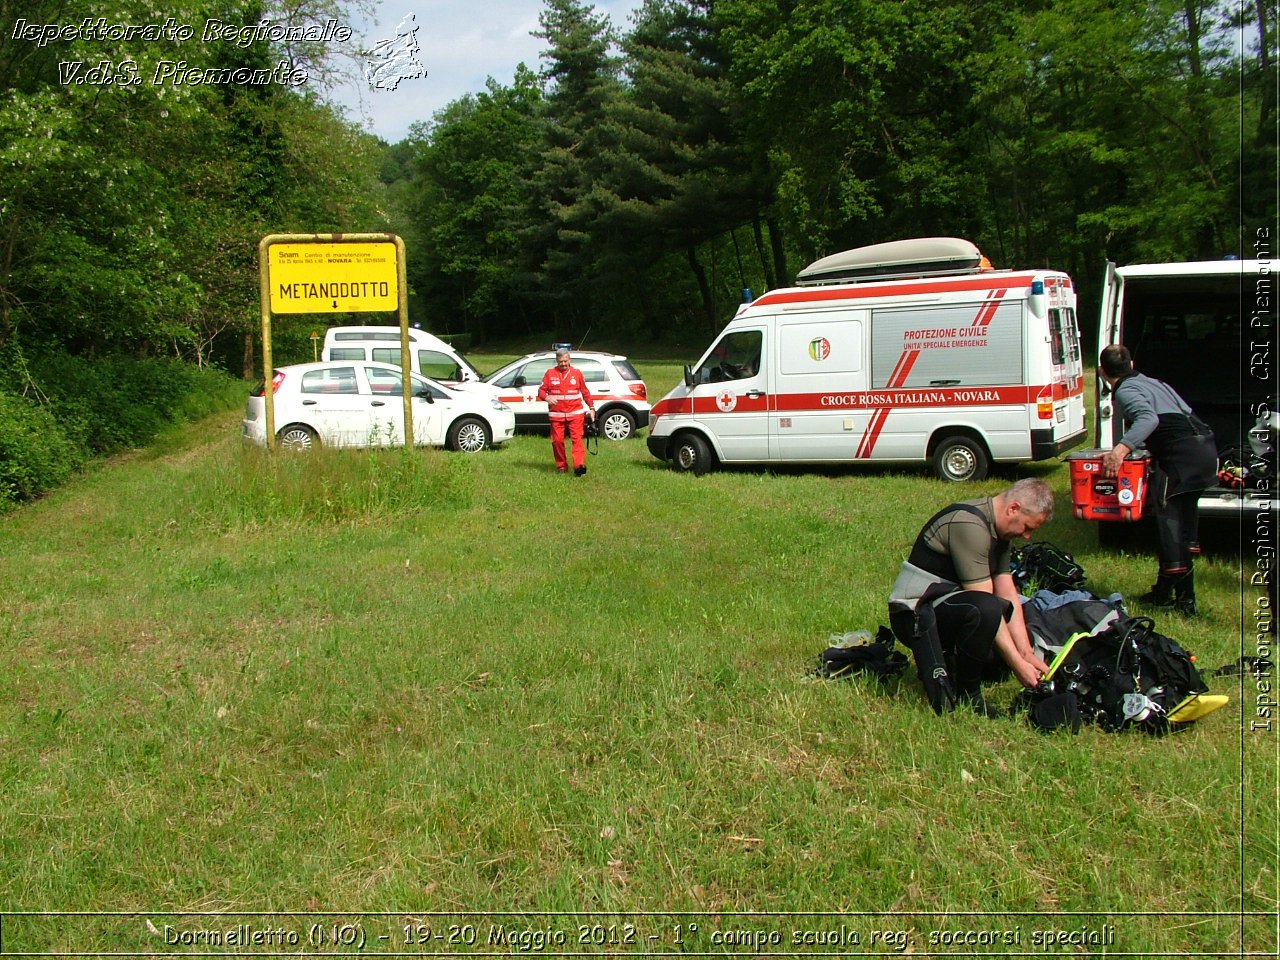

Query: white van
left=1096, top=257, right=1275, bottom=521
left=321, top=326, right=488, bottom=388
left=646, top=238, right=1087, bottom=481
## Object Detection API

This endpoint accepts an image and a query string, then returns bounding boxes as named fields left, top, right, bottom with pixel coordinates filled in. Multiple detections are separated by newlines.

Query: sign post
left=258, top=234, right=410, bottom=449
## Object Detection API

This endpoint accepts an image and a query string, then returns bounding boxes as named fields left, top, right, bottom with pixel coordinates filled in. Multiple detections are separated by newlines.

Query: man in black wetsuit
left=1099, top=344, right=1217, bottom=615
left=889, top=478, right=1054, bottom=716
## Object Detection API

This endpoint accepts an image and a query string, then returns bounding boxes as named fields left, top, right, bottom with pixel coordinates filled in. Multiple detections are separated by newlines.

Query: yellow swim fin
left=1167, top=693, right=1229, bottom=724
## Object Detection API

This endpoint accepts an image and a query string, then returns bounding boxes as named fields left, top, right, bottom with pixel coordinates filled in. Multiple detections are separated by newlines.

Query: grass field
left=0, top=349, right=1274, bottom=955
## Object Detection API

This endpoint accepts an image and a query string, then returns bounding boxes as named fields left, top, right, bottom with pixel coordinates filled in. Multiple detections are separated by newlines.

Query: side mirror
left=683, top=364, right=694, bottom=389
left=513, top=374, right=526, bottom=388
left=415, top=389, right=435, bottom=403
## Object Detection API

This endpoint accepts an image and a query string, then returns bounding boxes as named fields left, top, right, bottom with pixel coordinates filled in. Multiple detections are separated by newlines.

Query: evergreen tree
left=519, top=0, right=624, bottom=330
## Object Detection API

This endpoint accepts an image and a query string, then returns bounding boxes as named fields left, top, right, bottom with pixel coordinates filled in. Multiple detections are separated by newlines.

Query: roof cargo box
left=796, top=237, right=988, bottom=286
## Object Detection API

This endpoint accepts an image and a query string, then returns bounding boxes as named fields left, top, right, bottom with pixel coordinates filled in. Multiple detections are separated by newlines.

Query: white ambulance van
left=322, top=326, right=489, bottom=389
left=1096, top=257, right=1275, bottom=523
left=646, top=238, right=1087, bottom=481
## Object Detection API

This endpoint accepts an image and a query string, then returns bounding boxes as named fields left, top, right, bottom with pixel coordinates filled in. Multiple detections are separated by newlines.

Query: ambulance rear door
left=773, top=311, right=868, bottom=460
left=1041, top=276, right=1087, bottom=453
left=1096, top=261, right=1122, bottom=447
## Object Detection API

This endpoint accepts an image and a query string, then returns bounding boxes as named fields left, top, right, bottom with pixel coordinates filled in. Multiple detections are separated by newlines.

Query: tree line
left=399, top=0, right=1275, bottom=344
left=2, top=0, right=1273, bottom=369
left=0, top=1, right=1273, bottom=436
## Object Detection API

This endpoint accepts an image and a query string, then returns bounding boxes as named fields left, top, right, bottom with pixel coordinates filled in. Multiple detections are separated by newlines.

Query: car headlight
left=491, top=399, right=511, bottom=411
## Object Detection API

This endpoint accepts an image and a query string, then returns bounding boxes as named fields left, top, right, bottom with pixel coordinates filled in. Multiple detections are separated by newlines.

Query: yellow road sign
left=267, top=242, right=398, bottom=313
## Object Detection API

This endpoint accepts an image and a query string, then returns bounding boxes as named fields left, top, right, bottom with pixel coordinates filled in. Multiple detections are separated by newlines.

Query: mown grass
left=0, top=349, right=1273, bottom=955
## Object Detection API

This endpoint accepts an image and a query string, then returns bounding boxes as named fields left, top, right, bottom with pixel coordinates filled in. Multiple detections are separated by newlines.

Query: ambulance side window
left=697, top=330, right=762, bottom=383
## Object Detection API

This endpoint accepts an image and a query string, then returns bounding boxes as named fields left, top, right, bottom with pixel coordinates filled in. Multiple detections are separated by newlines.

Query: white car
left=242, top=361, right=515, bottom=452
left=483, top=350, right=650, bottom=440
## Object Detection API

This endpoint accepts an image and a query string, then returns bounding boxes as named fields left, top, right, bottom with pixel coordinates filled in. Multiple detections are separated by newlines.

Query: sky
left=328, top=0, right=645, bottom=144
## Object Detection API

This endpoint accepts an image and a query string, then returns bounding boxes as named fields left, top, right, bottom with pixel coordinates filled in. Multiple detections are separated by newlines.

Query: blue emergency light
left=1030, top=280, right=1045, bottom=295
left=552, top=342, right=572, bottom=352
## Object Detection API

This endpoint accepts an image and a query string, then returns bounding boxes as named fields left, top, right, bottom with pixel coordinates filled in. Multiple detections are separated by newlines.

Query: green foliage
left=406, top=73, right=544, bottom=341
left=520, top=0, right=627, bottom=325
left=0, top=391, right=84, bottom=508
left=394, top=0, right=1273, bottom=343
left=19, top=353, right=243, bottom=454
left=0, top=0, right=389, bottom=371
left=437, top=333, right=473, bottom=353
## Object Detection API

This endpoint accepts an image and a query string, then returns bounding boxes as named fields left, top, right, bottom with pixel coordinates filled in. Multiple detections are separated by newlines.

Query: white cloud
left=329, top=0, right=642, bottom=143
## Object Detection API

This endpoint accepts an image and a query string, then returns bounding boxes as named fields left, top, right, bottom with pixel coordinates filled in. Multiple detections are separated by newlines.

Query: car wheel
left=277, top=424, right=319, bottom=451
left=599, top=408, right=635, bottom=441
left=672, top=433, right=713, bottom=475
left=448, top=417, right=490, bottom=453
left=931, top=435, right=989, bottom=482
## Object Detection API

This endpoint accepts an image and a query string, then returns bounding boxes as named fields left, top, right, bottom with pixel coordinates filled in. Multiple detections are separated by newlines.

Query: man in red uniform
left=538, top=347, right=596, bottom=475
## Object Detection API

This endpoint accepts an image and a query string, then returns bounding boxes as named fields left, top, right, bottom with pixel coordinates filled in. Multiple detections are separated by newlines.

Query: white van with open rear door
left=1093, top=257, right=1275, bottom=526
left=646, top=237, right=1087, bottom=480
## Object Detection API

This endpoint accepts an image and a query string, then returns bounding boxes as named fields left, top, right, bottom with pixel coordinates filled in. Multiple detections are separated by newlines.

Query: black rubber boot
left=955, top=685, right=1003, bottom=719
left=953, top=652, right=1003, bottom=719
left=1138, top=572, right=1177, bottom=608
left=1172, top=569, right=1197, bottom=616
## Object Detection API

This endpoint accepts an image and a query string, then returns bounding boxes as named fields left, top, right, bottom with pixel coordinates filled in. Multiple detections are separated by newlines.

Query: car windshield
left=456, top=353, right=484, bottom=379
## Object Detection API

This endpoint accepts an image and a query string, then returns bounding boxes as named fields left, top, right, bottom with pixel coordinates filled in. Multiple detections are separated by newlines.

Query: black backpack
left=1015, top=616, right=1209, bottom=734
left=1010, top=542, right=1087, bottom=595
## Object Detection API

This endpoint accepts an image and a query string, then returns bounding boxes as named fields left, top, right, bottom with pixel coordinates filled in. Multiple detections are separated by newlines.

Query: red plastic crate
left=1068, top=449, right=1150, bottom=522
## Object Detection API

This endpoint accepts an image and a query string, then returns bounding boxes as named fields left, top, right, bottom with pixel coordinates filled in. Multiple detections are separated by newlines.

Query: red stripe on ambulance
left=856, top=344, right=923, bottom=458
left=856, top=408, right=890, bottom=458
left=971, top=290, right=1005, bottom=331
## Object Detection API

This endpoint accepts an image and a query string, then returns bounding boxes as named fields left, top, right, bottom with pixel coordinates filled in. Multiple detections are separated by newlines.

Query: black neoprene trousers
left=1154, top=490, right=1202, bottom=574
left=933, top=591, right=1014, bottom=681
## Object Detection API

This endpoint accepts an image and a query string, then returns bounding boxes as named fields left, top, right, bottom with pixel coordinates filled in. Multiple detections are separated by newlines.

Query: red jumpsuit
left=538, top=365, right=594, bottom=471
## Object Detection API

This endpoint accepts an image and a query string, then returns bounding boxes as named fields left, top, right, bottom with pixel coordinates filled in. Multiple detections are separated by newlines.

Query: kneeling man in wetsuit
left=889, top=478, right=1053, bottom=716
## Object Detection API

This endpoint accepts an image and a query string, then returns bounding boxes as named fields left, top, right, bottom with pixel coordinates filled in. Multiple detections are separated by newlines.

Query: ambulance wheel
left=672, top=433, right=714, bottom=475
left=932, top=435, right=988, bottom=482
left=599, top=408, right=635, bottom=441
left=277, top=424, right=319, bottom=451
